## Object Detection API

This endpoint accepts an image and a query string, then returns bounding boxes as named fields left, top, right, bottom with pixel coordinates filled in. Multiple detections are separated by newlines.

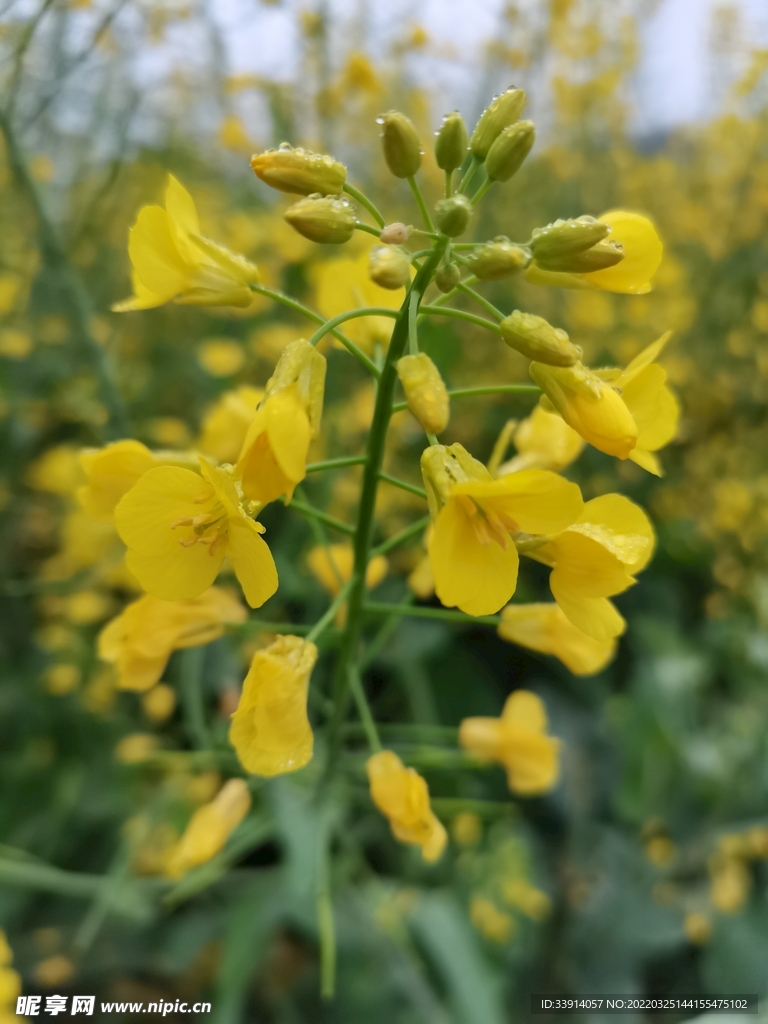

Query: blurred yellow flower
left=236, top=339, right=326, bottom=504
left=366, top=750, right=447, bottom=862
left=25, top=445, right=83, bottom=495
left=684, top=912, right=712, bottom=945
left=34, top=955, right=74, bottom=988
left=98, top=588, right=246, bottom=691
left=141, top=683, right=176, bottom=722
left=306, top=543, right=388, bottom=595
left=114, top=733, right=158, bottom=764
left=529, top=493, right=655, bottom=641
left=422, top=443, right=583, bottom=617
left=451, top=811, right=482, bottom=846
left=78, top=439, right=159, bottom=522
left=113, top=175, right=259, bottom=311
left=197, top=338, right=246, bottom=377
left=470, top=897, right=514, bottom=942
left=498, top=603, right=616, bottom=675
left=44, top=663, right=80, bottom=696
left=527, top=210, right=662, bottom=294
left=198, top=385, right=263, bottom=463
left=709, top=854, right=751, bottom=913
left=496, top=404, right=584, bottom=474
left=229, top=635, right=317, bottom=776
left=0, top=929, right=21, bottom=1014
left=218, top=114, right=255, bottom=154
left=0, top=328, right=32, bottom=359
left=165, top=778, right=251, bottom=879
left=459, top=690, right=560, bottom=795
left=115, top=458, right=278, bottom=607
left=502, top=878, right=551, bottom=920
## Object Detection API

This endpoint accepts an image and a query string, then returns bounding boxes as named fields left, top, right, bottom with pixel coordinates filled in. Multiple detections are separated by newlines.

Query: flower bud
left=531, top=216, right=610, bottom=261
left=535, top=239, right=625, bottom=274
left=380, top=222, right=410, bottom=244
left=397, top=353, right=450, bottom=434
left=434, top=194, right=472, bottom=238
left=251, top=144, right=347, bottom=196
left=435, top=262, right=460, bottom=293
left=368, top=246, right=411, bottom=289
left=485, top=120, right=535, bottom=182
left=470, top=87, right=526, bottom=160
left=283, top=194, right=356, bottom=244
left=500, top=311, right=582, bottom=367
left=434, top=111, right=468, bottom=171
left=265, top=337, right=326, bottom=438
left=465, top=237, right=530, bottom=280
left=378, top=111, right=423, bottom=178
left=420, top=442, right=489, bottom=519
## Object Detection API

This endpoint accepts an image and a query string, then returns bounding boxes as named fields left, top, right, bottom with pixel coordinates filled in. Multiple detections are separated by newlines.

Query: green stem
left=348, top=666, right=382, bottom=752
left=250, top=284, right=380, bottom=378
left=370, top=515, right=431, bottom=558
left=392, top=383, right=539, bottom=412
left=359, top=593, right=415, bottom=669
left=419, top=305, right=502, bottom=333
left=408, top=289, right=419, bottom=356
left=325, top=243, right=447, bottom=768
left=378, top=472, right=427, bottom=500
left=458, top=154, right=481, bottom=194
left=407, top=176, right=435, bottom=232
left=0, top=107, right=127, bottom=439
left=306, top=579, right=354, bottom=645
left=287, top=498, right=355, bottom=536
left=445, top=169, right=453, bottom=198
left=316, top=835, right=336, bottom=1000
left=456, top=282, right=505, bottom=322
left=354, top=222, right=382, bottom=238
left=471, top=178, right=494, bottom=206
left=364, top=601, right=501, bottom=627
left=307, top=307, right=398, bottom=348
left=343, top=182, right=386, bottom=228
left=178, top=648, right=210, bottom=750
left=306, top=456, right=367, bottom=473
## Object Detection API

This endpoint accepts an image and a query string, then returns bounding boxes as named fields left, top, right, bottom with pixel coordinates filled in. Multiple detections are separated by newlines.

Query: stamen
left=170, top=516, right=194, bottom=529
left=193, top=490, right=215, bottom=504
left=178, top=537, right=199, bottom=547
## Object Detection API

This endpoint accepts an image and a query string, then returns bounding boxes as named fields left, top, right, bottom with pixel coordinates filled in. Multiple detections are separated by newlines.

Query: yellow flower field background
left=2, top=1, right=768, bottom=1019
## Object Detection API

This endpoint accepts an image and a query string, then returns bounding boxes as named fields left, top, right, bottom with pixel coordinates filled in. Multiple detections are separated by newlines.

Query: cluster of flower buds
left=531, top=216, right=625, bottom=273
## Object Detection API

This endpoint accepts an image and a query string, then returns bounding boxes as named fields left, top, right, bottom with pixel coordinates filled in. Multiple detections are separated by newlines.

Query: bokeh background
left=2, top=0, right=768, bottom=1020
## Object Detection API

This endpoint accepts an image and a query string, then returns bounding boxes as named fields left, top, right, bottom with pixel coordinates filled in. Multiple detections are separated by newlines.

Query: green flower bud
left=378, top=111, right=423, bottom=178
left=485, top=120, right=535, bottom=182
left=397, top=353, right=450, bottom=434
left=434, top=111, right=468, bottom=171
left=530, top=216, right=610, bottom=261
left=435, top=262, right=461, bottom=293
left=470, top=87, right=526, bottom=160
left=434, top=194, right=472, bottom=237
left=283, top=194, right=356, bottom=244
left=369, top=246, right=411, bottom=289
left=465, top=237, right=530, bottom=280
left=420, top=443, right=490, bottom=519
left=534, top=239, right=625, bottom=273
left=251, top=144, right=347, bottom=196
left=500, top=311, right=582, bottom=367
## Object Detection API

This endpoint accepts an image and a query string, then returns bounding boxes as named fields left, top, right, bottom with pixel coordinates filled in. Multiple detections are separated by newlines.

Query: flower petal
left=498, top=603, right=616, bottom=675
left=587, top=211, right=663, bottom=294
left=128, top=206, right=187, bottom=300
left=549, top=580, right=626, bottom=642
left=628, top=447, right=663, bottom=476
left=265, top=386, right=311, bottom=496
left=227, top=515, right=279, bottom=609
left=501, top=689, right=548, bottom=732
left=454, top=469, right=583, bottom=535
left=546, top=530, right=633, bottom=598
left=620, top=331, right=672, bottom=382
left=573, top=493, right=656, bottom=574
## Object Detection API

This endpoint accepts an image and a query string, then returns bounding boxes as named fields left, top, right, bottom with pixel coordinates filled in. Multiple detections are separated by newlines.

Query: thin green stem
left=287, top=498, right=355, bottom=536
left=378, top=472, right=427, bottom=500
left=458, top=154, right=481, bottom=194
left=360, top=593, right=415, bottom=670
left=407, top=176, right=435, bottom=232
left=177, top=648, right=210, bottom=750
left=370, top=515, right=431, bottom=558
left=325, top=243, right=447, bottom=769
left=471, top=178, right=494, bottom=206
left=306, top=456, right=367, bottom=473
left=307, top=307, right=398, bottom=349
left=445, top=169, right=453, bottom=198
left=343, top=182, right=385, bottom=228
left=452, top=243, right=483, bottom=250
left=348, top=666, right=382, bottom=753
left=250, top=284, right=380, bottom=378
left=316, top=838, right=336, bottom=1000
left=408, top=289, right=419, bottom=356
left=306, top=579, right=355, bottom=645
left=354, top=222, right=382, bottom=238
left=364, top=601, right=501, bottom=627
left=419, top=305, right=502, bottom=334
left=456, top=282, right=505, bottom=322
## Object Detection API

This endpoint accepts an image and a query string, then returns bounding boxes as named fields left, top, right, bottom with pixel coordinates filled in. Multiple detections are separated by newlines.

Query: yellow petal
left=128, top=206, right=187, bottom=301
left=623, top=372, right=679, bottom=454
left=498, top=603, right=616, bottom=675
left=620, top=331, right=672, bottom=383
left=574, top=493, right=656, bottom=574
left=265, top=386, right=311, bottom=496
left=587, top=211, right=663, bottom=294
left=524, top=264, right=595, bottom=290
left=77, top=439, right=157, bottom=522
left=501, top=727, right=560, bottom=795
left=628, top=447, right=662, bottom=476
left=501, top=689, right=548, bottom=732
left=454, top=469, right=583, bottom=535
left=544, top=530, right=633, bottom=599
left=165, top=174, right=200, bottom=237
left=226, top=515, right=279, bottom=609
left=429, top=497, right=519, bottom=616
left=549, top=583, right=626, bottom=642
left=111, top=268, right=167, bottom=312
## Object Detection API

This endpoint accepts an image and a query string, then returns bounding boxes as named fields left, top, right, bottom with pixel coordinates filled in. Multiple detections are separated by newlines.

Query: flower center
left=458, top=496, right=518, bottom=549
left=170, top=491, right=228, bottom=556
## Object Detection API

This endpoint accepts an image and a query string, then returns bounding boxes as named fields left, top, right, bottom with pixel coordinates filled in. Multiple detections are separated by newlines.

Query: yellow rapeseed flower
left=165, top=778, right=251, bottom=879
left=198, top=385, right=264, bottom=464
left=0, top=929, right=21, bottom=1015
left=236, top=339, right=326, bottom=504
left=114, top=458, right=278, bottom=608
left=526, top=210, right=662, bottom=294
left=78, top=440, right=159, bottom=522
left=98, top=587, right=246, bottom=691
left=527, top=494, right=655, bottom=641
left=496, top=403, right=584, bottom=475
left=306, top=543, right=388, bottom=595
left=459, top=690, right=560, bottom=796
left=498, top=603, right=616, bottom=675
left=229, top=635, right=317, bottom=776
left=113, top=174, right=259, bottom=311
left=595, top=332, right=680, bottom=475
left=366, top=750, right=447, bottom=862
left=421, top=443, right=583, bottom=617
left=529, top=361, right=638, bottom=459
